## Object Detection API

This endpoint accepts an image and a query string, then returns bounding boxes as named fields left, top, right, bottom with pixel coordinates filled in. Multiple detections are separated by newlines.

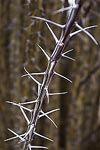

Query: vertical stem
left=23, top=1, right=85, bottom=149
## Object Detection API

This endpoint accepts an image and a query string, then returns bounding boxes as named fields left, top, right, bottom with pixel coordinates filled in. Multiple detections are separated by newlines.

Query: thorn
left=62, top=49, right=74, bottom=55
left=41, top=110, right=57, bottom=128
left=22, top=72, right=45, bottom=77
left=75, top=22, right=98, bottom=45
left=19, top=105, right=30, bottom=125
left=4, top=133, right=25, bottom=142
left=48, top=91, right=68, bottom=96
left=70, top=25, right=97, bottom=37
left=54, top=6, right=72, bottom=14
left=34, top=132, right=53, bottom=142
left=6, top=101, right=32, bottom=112
left=24, top=67, right=41, bottom=85
left=31, top=16, right=65, bottom=28
left=62, top=54, right=75, bottom=61
left=54, top=72, right=72, bottom=83
left=54, top=5, right=78, bottom=14
left=30, top=145, right=48, bottom=149
left=7, top=129, right=25, bottom=142
left=45, top=87, right=49, bottom=104
left=37, top=44, right=50, bottom=60
left=39, top=109, right=60, bottom=118
left=45, top=22, right=58, bottom=43
left=20, top=100, right=37, bottom=105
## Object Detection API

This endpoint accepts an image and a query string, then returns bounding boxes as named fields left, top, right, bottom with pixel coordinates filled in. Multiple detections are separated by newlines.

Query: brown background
left=0, top=0, right=100, bottom=150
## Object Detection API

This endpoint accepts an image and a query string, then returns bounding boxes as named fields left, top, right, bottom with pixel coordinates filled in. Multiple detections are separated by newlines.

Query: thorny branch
left=23, top=1, right=85, bottom=149
left=5, top=0, right=98, bottom=150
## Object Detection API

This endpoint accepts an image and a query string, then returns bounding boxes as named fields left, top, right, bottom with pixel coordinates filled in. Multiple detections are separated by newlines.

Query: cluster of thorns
left=5, top=1, right=98, bottom=149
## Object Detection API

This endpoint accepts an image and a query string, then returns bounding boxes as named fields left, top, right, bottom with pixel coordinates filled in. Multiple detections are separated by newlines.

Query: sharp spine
left=31, top=16, right=65, bottom=28
left=54, top=71, right=72, bottom=83
left=75, top=22, right=98, bottom=45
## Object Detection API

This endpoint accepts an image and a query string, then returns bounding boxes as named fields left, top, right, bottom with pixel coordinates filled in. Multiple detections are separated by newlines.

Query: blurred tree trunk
left=0, top=0, right=27, bottom=149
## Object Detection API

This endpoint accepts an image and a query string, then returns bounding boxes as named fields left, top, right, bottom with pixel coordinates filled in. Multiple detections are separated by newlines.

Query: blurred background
left=0, top=0, right=100, bottom=150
